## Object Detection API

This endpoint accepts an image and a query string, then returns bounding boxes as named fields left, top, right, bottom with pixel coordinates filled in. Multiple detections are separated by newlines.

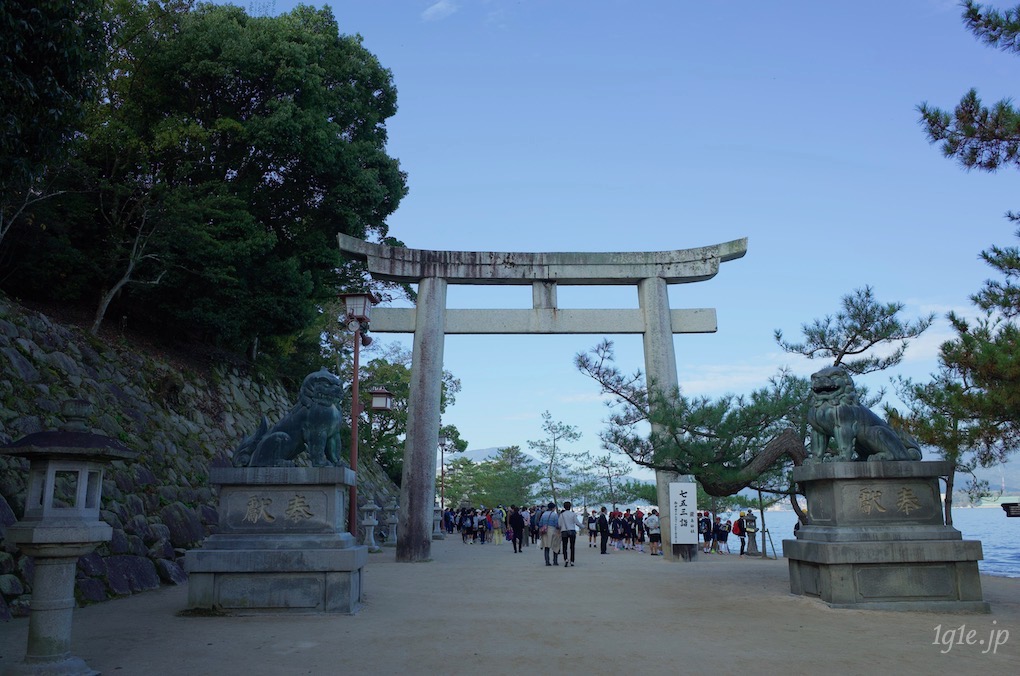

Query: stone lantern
left=384, top=497, right=398, bottom=547
left=744, top=510, right=760, bottom=556
left=432, top=502, right=445, bottom=540
left=360, top=500, right=381, bottom=551
left=0, top=400, right=135, bottom=676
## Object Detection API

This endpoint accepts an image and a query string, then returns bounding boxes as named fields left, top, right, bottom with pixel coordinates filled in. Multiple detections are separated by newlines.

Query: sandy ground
left=0, top=534, right=1016, bottom=676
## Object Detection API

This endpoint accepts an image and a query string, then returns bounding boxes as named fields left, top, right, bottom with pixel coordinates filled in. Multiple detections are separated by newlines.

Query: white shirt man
left=558, top=501, right=584, bottom=567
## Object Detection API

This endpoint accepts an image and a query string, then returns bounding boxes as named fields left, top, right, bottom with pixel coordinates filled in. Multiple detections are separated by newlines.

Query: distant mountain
left=457, top=447, right=510, bottom=464
left=965, top=461, right=1020, bottom=497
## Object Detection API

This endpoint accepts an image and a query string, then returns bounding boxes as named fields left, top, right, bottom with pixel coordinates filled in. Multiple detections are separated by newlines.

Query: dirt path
left=1, top=536, right=1016, bottom=675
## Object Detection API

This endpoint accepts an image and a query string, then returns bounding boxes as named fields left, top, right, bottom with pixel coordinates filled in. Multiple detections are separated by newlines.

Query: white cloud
left=679, top=360, right=793, bottom=398
left=422, top=0, right=458, bottom=21
left=556, top=391, right=612, bottom=405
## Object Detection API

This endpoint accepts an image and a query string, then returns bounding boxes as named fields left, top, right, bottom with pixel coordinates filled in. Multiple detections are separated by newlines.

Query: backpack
left=731, top=519, right=742, bottom=536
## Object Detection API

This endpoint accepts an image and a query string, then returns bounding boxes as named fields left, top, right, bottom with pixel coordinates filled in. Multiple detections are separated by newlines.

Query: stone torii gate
left=338, top=234, right=747, bottom=562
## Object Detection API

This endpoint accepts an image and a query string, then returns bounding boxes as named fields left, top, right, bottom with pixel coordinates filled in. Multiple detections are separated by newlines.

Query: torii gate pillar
left=398, top=276, right=447, bottom=561
left=639, top=277, right=698, bottom=561
left=339, top=234, right=746, bottom=562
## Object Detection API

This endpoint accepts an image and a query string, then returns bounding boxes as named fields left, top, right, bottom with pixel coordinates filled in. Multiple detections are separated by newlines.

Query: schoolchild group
left=444, top=503, right=666, bottom=566
left=696, top=510, right=752, bottom=556
left=444, top=505, right=755, bottom=560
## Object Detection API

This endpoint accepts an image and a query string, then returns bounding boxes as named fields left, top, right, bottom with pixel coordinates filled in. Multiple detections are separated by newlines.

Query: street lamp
left=339, top=291, right=381, bottom=534
left=438, top=435, right=449, bottom=510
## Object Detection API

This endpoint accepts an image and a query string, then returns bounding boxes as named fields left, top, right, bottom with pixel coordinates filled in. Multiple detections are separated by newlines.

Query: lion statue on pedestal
left=807, top=366, right=922, bottom=462
left=232, top=369, right=346, bottom=468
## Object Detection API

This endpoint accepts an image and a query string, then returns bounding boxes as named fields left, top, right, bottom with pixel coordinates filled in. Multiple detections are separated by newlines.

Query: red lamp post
left=438, top=435, right=449, bottom=510
left=339, top=291, right=382, bottom=534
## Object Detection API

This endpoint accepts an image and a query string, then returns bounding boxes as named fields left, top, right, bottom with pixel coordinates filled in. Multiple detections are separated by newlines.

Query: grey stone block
left=75, top=576, right=108, bottom=603
left=786, top=461, right=988, bottom=612
left=105, top=554, right=160, bottom=594
left=186, top=471, right=365, bottom=614
left=159, top=501, right=206, bottom=547
left=154, top=558, right=188, bottom=585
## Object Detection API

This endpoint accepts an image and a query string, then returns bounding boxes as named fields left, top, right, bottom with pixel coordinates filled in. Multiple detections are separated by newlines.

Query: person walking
left=538, top=502, right=561, bottom=566
left=734, top=512, right=747, bottom=556
left=558, top=501, right=583, bottom=567
left=520, top=506, right=531, bottom=548
left=644, top=508, right=662, bottom=556
left=476, top=510, right=488, bottom=545
left=711, top=515, right=724, bottom=554
left=492, top=506, right=505, bottom=546
left=699, top=512, right=713, bottom=554
left=597, top=506, right=610, bottom=554
left=461, top=509, right=474, bottom=544
left=587, top=510, right=598, bottom=548
left=634, top=508, right=646, bottom=553
left=610, top=510, right=625, bottom=551
left=508, top=505, right=526, bottom=553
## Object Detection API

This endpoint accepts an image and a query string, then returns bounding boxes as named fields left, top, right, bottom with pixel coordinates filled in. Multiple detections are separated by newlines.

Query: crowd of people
left=696, top=510, right=754, bottom=556
left=441, top=503, right=668, bottom=564
left=441, top=504, right=756, bottom=563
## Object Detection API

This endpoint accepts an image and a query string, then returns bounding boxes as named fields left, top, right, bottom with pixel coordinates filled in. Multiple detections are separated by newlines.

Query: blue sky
left=267, top=1, right=1016, bottom=475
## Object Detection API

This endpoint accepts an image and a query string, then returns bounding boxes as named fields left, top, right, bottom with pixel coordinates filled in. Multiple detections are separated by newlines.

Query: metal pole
left=348, top=327, right=361, bottom=534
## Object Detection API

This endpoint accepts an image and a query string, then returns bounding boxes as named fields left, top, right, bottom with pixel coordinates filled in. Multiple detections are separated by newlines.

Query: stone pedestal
left=784, top=461, right=988, bottom=612
left=186, top=467, right=367, bottom=614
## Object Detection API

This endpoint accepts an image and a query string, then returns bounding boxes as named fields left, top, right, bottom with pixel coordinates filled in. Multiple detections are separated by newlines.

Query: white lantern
left=369, top=387, right=394, bottom=412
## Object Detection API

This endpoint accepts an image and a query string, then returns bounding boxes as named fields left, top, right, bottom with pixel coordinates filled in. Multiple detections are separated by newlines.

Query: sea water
left=730, top=508, right=1019, bottom=578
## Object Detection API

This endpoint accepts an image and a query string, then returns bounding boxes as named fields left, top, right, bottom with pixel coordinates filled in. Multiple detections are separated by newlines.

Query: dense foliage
left=0, top=1, right=438, bottom=479
left=1, top=0, right=105, bottom=244
left=0, top=1, right=407, bottom=365
left=442, top=446, right=544, bottom=509
left=577, top=340, right=809, bottom=498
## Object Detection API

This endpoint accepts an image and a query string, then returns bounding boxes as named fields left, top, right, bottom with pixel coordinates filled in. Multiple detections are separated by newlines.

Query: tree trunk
left=91, top=274, right=131, bottom=335
left=698, top=428, right=807, bottom=496
left=943, top=471, right=955, bottom=526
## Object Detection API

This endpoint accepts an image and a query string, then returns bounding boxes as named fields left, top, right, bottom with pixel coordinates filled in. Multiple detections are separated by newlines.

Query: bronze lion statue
left=232, top=368, right=346, bottom=468
left=807, top=366, right=922, bottom=462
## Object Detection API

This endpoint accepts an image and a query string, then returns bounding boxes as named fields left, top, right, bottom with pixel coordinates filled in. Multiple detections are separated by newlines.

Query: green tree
left=3, top=1, right=407, bottom=358
left=356, top=344, right=462, bottom=486
left=527, top=411, right=582, bottom=505
left=620, top=479, right=657, bottom=505
left=0, top=0, right=104, bottom=247
left=910, top=0, right=1020, bottom=483
left=774, top=286, right=934, bottom=377
left=445, top=446, right=544, bottom=509
left=918, top=2, right=1020, bottom=174
left=576, top=451, right=631, bottom=510
left=896, top=365, right=993, bottom=525
left=576, top=341, right=808, bottom=498
left=442, top=456, right=481, bottom=509
left=472, top=446, right=542, bottom=507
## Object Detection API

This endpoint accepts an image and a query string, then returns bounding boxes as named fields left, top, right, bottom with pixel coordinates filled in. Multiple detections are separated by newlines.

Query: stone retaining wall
left=0, top=294, right=398, bottom=620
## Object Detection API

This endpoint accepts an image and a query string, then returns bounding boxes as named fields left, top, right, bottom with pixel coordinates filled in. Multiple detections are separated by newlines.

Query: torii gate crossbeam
left=338, top=234, right=747, bottom=562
